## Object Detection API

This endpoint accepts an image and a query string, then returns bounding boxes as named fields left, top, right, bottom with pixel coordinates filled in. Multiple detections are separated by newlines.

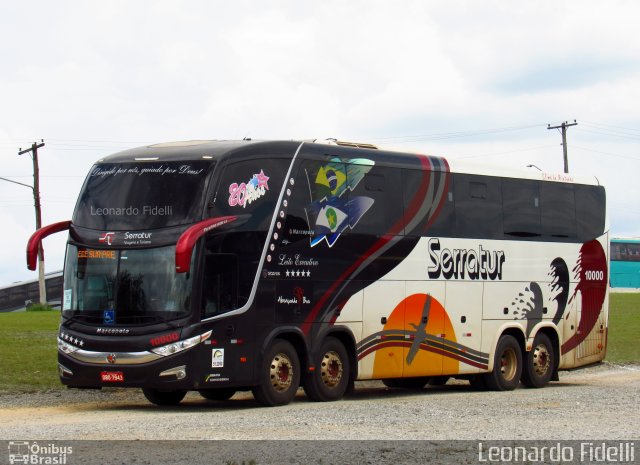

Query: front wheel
left=252, top=339, right=300, bottom=407
left=483, top=335, right=522, bottom=391
left=142, top=388, right=186, bottom=406
left=521, top=332, right=555, bottom=388
left=303, top=337, right=350, bottom=402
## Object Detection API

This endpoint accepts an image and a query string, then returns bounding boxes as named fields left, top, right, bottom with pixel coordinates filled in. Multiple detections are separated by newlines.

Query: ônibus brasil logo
left=7, top=441, right=73, bottom=464
left=98, top=232, right=115, bottom=245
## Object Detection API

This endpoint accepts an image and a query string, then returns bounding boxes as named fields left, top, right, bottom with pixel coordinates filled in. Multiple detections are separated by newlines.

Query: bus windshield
left=62, top=244, right=192, bottom=324
left=73, top=161, right=212, bottom=230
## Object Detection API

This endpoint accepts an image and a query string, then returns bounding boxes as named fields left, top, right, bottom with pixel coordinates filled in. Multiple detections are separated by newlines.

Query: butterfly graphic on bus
left=304, top=158, right=375, bottom=248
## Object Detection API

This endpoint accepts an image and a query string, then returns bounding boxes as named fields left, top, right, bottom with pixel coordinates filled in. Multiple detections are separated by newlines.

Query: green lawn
left=0, top=294, right=638, bottom=393
left=606, top=293, right=640, bottom=363
left=0, top=310, right=60, bottom=391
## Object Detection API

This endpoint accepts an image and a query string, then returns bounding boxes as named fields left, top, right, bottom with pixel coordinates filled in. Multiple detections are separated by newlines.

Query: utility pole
left=18, top=140, right=46, bottom=305
left=547, top=120, right=577, bottom=173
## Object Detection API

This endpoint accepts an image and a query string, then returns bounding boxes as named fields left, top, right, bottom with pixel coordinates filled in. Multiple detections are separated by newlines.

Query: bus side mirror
left=26, top=220, right=72, bottom=270
left=175, top=216, right=237, bottom=274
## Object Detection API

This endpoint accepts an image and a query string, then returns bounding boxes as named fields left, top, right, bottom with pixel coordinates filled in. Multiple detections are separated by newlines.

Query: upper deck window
left=73, top=161, right=212, bottom=230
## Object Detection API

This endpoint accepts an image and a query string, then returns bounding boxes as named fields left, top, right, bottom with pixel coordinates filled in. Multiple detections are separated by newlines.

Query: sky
left=1, top=0, right=639, bottom=287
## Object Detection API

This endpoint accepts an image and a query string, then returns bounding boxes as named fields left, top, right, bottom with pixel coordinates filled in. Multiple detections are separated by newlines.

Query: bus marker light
left=240, top=357, right=247, bottom=363
left=308, top=366, right=316, bottom=372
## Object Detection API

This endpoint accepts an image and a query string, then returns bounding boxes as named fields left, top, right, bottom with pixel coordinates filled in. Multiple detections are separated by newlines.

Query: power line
left=571, top=145, right=640, bottom=162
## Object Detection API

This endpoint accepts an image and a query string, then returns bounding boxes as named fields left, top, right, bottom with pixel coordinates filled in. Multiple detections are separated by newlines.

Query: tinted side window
left=455, top=174, right=502, bottom=239
left=628, top=243, right=640, bottom=262
left=575, top=185, right=606, bottom=242
left=402, top=169, right=455, bottom=237
left=502, top=179, right=541, bottom=238
left=209, top=158, right=290, bottom=231
left=349, top=168, right=402, bottom=235
left=280, top=160, right=322, bottom=247
left=611, top=243, right=627, bottom=261
left=540, top=182, right=576, bottom=240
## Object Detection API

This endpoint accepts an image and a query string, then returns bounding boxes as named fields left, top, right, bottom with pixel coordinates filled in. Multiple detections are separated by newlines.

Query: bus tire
left=303, top=337, right=350, bottom=402
left=198, top=388, right=236, bottom=401
left=521, top=332, right=555, bottom=388
left=483, top=335, right=522, bottom=391
left=142, top=388, right=186, bottom=406
left=252, top=339, right=300, bottom=407
left=382, top=377, right=430, bottom=389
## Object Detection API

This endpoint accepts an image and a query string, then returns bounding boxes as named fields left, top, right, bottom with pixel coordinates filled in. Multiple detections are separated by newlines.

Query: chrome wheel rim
left=270, top=352, right=294, bottom=392
left=500, top=347, right=518, bottom=381
left=320, top=350, right=343, bottom=388
left=532, top=343, right=551, bottom=377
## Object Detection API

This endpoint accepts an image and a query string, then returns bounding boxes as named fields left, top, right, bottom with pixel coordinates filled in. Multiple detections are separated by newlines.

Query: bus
left=610, top=238, right=640, bottom=288
left=27, top=139, right=609, bottom=406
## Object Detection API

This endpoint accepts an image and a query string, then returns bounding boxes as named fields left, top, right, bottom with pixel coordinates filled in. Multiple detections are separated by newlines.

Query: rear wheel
left=483, top=335, right=522, bottom=391
left=252, top=339, right=300, bottom=407
left=303, top=337, right=350, bottom=402
left=142, top=388, right=186, bottom=406
left=198, top=388, right=236, bottom=401
left=521, top=332, right=555, bottom=388
left=382, top=377, right=430, bottom=389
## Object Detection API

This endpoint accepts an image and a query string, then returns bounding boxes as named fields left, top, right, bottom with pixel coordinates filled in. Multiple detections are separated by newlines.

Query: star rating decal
left=60, top=332, right=84, bottom=347
left=284, top=269, right=311, bottom=278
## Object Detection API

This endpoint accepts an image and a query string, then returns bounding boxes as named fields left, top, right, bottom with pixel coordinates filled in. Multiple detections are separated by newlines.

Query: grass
left=0, top=294, right=638, bottom=393
left=606, top=293, right=640, bottom=363
left=0, top=310, right=61, bottom=391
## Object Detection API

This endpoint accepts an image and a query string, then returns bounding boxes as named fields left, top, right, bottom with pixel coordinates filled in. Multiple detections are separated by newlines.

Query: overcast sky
left=1, top=0, right=639, bottom=287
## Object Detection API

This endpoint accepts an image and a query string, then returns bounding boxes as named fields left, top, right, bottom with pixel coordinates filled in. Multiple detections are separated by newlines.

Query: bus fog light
left=160, top=365, right=187, bottom=380
left=58, top=363, right=73, bottom=377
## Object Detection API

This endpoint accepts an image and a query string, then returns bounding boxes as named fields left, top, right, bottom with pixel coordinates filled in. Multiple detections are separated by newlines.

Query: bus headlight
left=58, top=337, right=79, bottom=355
left=151, top=330, right=212, bottom=357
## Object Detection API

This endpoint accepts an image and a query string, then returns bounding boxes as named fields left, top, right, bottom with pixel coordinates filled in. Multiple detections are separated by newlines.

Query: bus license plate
left=101, top=371, right=124, bottom=382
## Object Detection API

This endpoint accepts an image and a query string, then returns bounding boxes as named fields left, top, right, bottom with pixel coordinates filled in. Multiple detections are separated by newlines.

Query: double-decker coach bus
left=610, top=238, right=640, bottom=288
left=27, top=139, right=609, bottom=406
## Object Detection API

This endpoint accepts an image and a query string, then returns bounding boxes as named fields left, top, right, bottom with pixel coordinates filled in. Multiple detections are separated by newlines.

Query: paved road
left=0, top=363, right=638, bottom=464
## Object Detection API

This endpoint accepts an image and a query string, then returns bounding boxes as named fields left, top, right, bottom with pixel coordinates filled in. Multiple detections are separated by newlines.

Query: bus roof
left=96, top=139, right=602, bottom=187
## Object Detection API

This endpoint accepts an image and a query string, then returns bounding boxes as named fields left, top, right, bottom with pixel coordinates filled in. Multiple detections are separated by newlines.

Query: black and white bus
left=28, top=139, right=608, bottom=406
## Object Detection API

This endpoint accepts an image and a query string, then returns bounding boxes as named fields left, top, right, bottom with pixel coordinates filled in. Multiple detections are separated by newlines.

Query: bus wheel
left=198, top=388, right=236, bottom=401
left=304, top=337, right=350, bottom=402
left=252, top=339, right=300, bottom=407
left=521, top=332, right=555, bottom=388
left=142, top=388, right=186, bottom=406
left=382, top=377, right=430, bottom=389
left=483, top=335, right=522, bottom=391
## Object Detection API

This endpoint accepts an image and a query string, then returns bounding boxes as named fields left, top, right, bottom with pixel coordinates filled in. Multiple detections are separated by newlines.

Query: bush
left=25, top=303, right=56, bottom=312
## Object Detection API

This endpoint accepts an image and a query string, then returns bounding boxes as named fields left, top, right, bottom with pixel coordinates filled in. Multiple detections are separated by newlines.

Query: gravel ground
left=0, top=363, right=638, bottom=464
